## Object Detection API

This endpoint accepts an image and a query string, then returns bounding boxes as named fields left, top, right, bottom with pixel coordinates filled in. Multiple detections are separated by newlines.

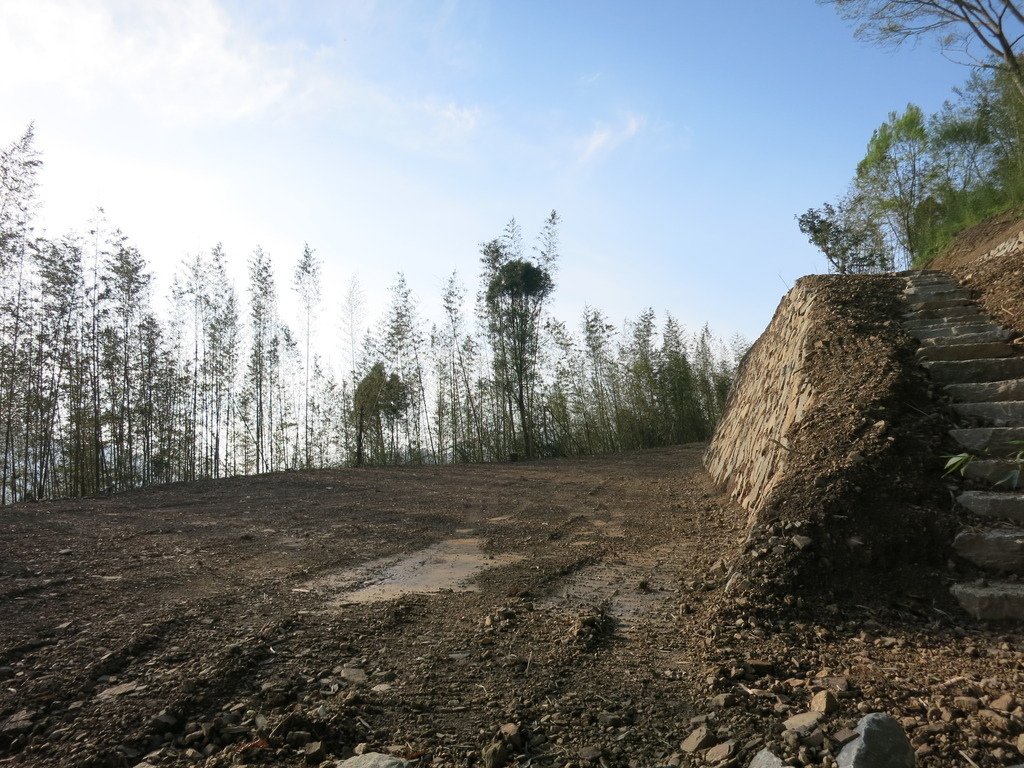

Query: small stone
left=981, top=708, right=1011, bottom=732
left=335, top=755, right=409, bottom=768
left=354, top=743, right=370, bottom=755
left=286, top=731, right=312, bottom=747
left=339, top=667, right=368, bottom=685
left=304, top=741, right=325, bottom=763
left=783, top=711, right=822, bottom=736
left=802, top=728, right=825, bottom=748
left=749, top=749, right=786, bottom=768
left=482, top=741, right=508, bottom=768
left=499, top=723, right=524, bottom=751
left=953, top=696, right=979, bottom=712
left=837, top=713, right=914, bottom=768
left=823, top=676, right=849, bottom=692
left=1016, top=732, right=1024, bottom=755
left=577, top=745, right=602, bottom=762
left=704, top=740, right=735, bottom=763
left=596, top=712, right=622, bottom=727
left=832, top=727, right=857, bottom=746
left=811, top=690, right=839, bottom=715
left=991, top=693, right=1015, bottom=712
left=680, top=726, right=714, bottom=753
left=712, top=693, right=737, bottom=708
left=792, top=535, right=813, bottom=550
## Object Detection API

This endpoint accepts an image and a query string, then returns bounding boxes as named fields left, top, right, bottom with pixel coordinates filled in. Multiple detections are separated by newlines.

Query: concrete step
left=953, top=401, right=1024, bottom=427
left=921, top=329, right=1013, bottom=347
left=905, top=296, right=975, bottom=312
left=952, top=581, right=1024, bottom=621
left=904, top=305, right=984, bottom=322
left=963, top=458, right=1022, bottom=486
left=916, top=342, right=1016, bottom=362
left=954, top=528, right=1024, bottom=572
left=946, top=379, right=1024, bottom=402
left=924, top=357, right=1024, bottom=384
left=905, top=323, right=1003, bottom=338
left=958, top=491, right=1024, bottom=524
left=951, top=427, right=1024, bottom=454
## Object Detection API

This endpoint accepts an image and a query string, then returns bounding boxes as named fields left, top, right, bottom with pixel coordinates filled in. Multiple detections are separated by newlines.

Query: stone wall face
left=703, top=280, right=820, bottom=516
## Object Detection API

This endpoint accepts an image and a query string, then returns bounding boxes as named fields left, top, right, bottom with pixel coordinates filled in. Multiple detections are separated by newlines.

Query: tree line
left=0, top=126, right=743, bottom=505
left=803, top=0, right=1024, bottom=271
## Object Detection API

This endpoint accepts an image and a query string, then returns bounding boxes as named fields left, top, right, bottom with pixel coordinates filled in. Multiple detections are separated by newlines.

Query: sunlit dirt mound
left=931, top=211, right=1024, bottom=335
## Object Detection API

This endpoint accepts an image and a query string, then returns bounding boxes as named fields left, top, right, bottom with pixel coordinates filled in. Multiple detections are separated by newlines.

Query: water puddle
left=310, top=538, right=524, bottom=606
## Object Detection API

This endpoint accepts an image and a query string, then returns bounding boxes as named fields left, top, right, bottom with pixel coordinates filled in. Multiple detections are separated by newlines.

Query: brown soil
left=931, top=211, right=1024, bottom=336
left=1, top=446, right=1021, bottom=768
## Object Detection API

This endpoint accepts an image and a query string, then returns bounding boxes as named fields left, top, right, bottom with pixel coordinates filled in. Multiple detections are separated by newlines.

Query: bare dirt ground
left=0, top=447, right=751, bottom=768
left=1, top=446, right=1022, bottom=768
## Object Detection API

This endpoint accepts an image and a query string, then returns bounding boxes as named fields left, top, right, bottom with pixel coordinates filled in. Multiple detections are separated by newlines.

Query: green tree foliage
left=797, top=195, right=891, bottom=273
left=855, top=104, right=934, bottom=262
left=804, top=61, right=1024, bottom=268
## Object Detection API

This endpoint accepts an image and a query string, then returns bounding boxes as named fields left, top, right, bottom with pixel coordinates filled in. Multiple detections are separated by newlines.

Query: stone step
left=953, top=401, right=1024, bottom=427
left=905, top=297, right=975, bottom=312
left=904, top=288, right=973, bottom=303
left=904, top=277, right=957, bottom=287
left=904, top=305, right=984, bottom=322
left=903, top=270, right=955, bottom=282
left=951, top=427, right=1024, bottom=454
left=904, top=323, right=1002, bottom=338
left=916, top=342, right=1016, bottom=362
left=963, top=458, right=1022, bottom=486
left=953, top=528, right=1024, bottom=572
left=957, top=491, right=1024, bottom=523
left=952, top=581, right=1024, bottom=620
left=921, top=329, right=1013, bottom=347
left=946, top=379, right=1024, bottom=402
left=924, top=357, right=1024, bottom=384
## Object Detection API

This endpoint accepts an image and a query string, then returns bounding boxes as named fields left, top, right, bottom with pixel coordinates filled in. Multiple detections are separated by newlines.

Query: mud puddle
left=309, top=538, right=524, bottom=606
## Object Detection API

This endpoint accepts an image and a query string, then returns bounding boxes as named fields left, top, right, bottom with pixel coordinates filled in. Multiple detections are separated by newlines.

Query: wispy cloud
left=576, top=113, right=645, bottom=165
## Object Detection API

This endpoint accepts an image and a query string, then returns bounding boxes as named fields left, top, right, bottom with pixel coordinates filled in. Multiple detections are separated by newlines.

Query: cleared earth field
left=1, top=446, right=749, bottom=768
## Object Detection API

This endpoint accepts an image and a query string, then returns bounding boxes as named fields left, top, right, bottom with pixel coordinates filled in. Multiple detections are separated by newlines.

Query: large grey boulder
left=837, top=713, right=914, bottom=768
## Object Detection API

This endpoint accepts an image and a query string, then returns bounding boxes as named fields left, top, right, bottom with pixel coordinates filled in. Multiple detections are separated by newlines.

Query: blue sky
left=0, top=0, right=971, bottom=354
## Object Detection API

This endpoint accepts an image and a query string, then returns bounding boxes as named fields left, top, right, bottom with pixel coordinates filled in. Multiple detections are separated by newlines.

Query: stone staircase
left=903, top=270, right=1024, bottom=621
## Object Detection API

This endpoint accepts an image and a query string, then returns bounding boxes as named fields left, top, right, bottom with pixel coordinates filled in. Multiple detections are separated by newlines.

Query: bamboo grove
left=0, top=127, right=743, bottom=505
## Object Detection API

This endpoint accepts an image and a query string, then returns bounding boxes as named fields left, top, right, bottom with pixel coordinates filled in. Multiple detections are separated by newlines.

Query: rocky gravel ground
left=0, top=446, right=1021, bottom=768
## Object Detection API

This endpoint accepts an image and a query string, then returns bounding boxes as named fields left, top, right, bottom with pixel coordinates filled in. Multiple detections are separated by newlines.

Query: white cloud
left=576, top=113, right=645, bottom=164
left=0, top=0, right=296, bottom=125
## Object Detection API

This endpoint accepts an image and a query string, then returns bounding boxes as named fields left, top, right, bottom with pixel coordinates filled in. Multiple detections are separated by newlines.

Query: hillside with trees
left=803, top=0, right=1024, bottom=271
left=0, top=127, right=742, bottom=505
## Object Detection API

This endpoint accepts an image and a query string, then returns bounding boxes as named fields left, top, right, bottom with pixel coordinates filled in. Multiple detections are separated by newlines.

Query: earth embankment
left=704, top=275, right=953, bottom=604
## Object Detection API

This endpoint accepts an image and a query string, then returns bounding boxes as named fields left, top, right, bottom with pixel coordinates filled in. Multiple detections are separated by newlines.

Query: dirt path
left=0, top=446, right=747, bottom=768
